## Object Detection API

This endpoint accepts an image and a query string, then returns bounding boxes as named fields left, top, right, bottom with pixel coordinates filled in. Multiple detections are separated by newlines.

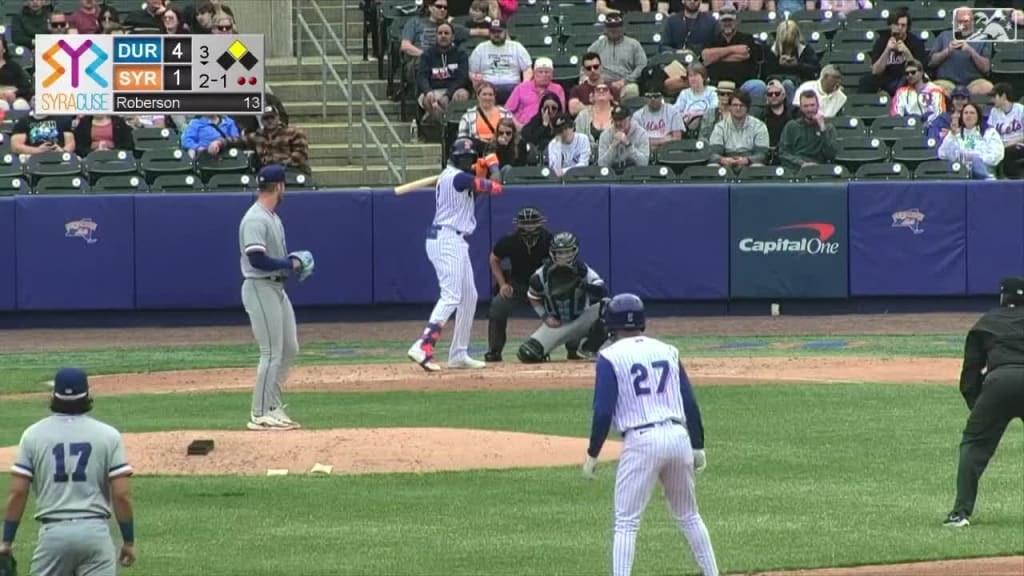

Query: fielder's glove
left=288, top=250, right=315, bottom=282
left=693, top=449, right=707, bottom=473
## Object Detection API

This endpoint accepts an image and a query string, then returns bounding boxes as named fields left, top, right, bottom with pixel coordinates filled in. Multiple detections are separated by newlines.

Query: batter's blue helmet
left=449, top=138, right=478, bottom=170
left=604, top=293, right=646, bottom=332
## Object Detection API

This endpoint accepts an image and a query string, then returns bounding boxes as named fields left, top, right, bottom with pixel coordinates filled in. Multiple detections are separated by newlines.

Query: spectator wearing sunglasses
left=11, top=0, right=52, bottom=49
left=708, top=91, right=769, bottom=170
left=491, top=117, right=530, bottom=170
left=890, top=59, right=945, bottom=123
left=48, top=12, right=71, bottom=33
left=761, top=79, right=794, bottom=148
left=568, top=53, right=621, bottom=117
left=212, top=12, right=236, bottom=34
left=124, top=0, right=167, bottom=32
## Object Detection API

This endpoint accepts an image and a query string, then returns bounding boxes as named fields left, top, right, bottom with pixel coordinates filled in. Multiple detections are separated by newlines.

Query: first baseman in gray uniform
left=239, top=164, right=315, bottom=432
left=1, top=367, right=136, bottom=575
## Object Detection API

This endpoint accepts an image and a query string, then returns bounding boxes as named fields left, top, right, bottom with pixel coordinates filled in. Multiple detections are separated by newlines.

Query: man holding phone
left=928, top=7, right=994, bottom=97
left=10, top=104, right=75, bottom=156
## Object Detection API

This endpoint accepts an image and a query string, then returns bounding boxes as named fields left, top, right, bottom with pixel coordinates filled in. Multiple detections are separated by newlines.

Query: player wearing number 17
left=583, top=294, right=719, bottom=576
left=1, top=367, right=136, bottom=575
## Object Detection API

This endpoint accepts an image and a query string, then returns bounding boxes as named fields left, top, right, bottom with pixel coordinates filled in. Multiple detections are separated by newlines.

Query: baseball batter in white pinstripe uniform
left=409, top=138, right=503, bottom=371
left=583, top=294, right=719, bottom=576
left=1, top=367, right=136, bottom=575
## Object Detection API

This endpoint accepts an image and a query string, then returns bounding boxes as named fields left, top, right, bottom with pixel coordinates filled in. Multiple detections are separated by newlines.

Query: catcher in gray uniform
left=1, top=367, right=136, bottom=576
left=239, top=164, right=315, bottom=431
left=518, top=232, right=610, bottom=363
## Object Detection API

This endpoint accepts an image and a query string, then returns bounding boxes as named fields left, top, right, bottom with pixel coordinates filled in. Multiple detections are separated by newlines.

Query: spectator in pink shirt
left=496, top=0, right=517, bottom=22
left=67, top=0, right=102, bottom=34
left=505, top=57, right=566, bottom=128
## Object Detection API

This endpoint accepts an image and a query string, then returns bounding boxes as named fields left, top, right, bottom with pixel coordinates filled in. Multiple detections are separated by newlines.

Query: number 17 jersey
left=11, top=415, right=133, bottom=522
left=601, top=336, right=687, bottom=433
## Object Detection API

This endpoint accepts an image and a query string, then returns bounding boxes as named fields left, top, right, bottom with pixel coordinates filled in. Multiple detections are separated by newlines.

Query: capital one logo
left=42, top=39, right=109, bottom=89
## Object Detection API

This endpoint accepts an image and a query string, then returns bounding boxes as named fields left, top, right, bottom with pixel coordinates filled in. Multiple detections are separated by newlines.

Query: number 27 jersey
left=600, top=336, right=687, bottom=433
left=12, top=415, right=132, bottom=521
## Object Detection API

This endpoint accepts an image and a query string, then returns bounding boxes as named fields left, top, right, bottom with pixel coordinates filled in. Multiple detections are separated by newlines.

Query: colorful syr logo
left=42, top=39, right=109, bottom=89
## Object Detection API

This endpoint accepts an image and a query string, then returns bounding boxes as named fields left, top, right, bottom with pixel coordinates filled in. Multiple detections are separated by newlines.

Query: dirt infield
left=4, top=313, right=1016, bottom=575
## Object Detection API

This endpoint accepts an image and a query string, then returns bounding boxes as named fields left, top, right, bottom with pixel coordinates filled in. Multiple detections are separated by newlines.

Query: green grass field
left=0, top=334, right=1021, bottom=575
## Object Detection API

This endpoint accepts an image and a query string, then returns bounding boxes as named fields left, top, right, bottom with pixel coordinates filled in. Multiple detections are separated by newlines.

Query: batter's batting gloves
left=694, top=449, right=707, bottom=473
left=473, top=177, right=503, bottom=195
left=582, top=455, right=598, bottom=479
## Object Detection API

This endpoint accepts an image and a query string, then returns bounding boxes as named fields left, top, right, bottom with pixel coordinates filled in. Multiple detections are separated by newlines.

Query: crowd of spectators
left=1, top=0, right=311, bottom=182
left=399, top=0, right=1024, bottom=180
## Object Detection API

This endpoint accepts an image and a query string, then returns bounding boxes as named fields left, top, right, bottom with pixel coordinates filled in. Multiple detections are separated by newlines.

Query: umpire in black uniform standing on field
left=485, top=206, right=561, bottom=362
left=944, top=277, right=1024, bottom=528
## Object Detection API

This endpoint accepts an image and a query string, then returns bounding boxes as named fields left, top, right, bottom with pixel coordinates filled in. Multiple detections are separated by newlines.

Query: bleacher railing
left=294, top=0, right=408, bottom=184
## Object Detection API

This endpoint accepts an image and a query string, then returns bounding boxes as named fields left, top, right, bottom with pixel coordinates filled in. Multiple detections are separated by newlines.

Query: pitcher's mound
left=1, top=428, right=621, bottom=476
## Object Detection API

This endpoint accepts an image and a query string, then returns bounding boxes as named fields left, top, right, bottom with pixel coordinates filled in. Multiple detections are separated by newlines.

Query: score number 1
left=199, top=73, right=227, bottom=89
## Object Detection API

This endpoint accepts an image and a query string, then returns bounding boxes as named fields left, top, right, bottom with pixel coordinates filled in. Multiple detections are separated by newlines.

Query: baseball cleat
left=269, top=406, right=301, bottom=429
left=484, top=352, right=502, bottom=362
left=943, top=513, right=970, bottom=528
left=408, top=342, right=441, bottom=372
left=448, top=356, right=486, bottom=369
left=247, top=414, right=298, bottom=431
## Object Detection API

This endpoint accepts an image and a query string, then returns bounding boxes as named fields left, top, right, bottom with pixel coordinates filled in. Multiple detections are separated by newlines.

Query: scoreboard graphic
left=35, top=34, right=265, bottom=116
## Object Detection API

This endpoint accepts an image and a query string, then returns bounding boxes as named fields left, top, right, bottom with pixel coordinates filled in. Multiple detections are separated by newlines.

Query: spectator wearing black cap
left=632, top=89, right=684, bottom=149
left=944, top=277, right=1024, bottom=529
left=587, top=13, right=648, bottom=102
left=547, top=114, right=592, bottom=177
left=598, top=105, right=650, bottom=170
left=660, top=0, right=720, bottom=55
left=469, top=19, right=533, bottom=104
left=701, top=3, right=766, bottom=101
left=927, top=85, right=970, bottom=144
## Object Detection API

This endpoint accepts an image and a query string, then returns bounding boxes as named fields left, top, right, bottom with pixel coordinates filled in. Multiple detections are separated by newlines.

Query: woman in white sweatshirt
left=937, top=103, right=1005, bottom=180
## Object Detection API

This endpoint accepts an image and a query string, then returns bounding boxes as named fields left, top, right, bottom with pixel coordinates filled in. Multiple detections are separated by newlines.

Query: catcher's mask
left=449, top=137, right=479, bottom=172
left=515, top=206, right=545, bottom=247
left=604, top=293, right=646, bottom=333
left=550, top=231, right=579, bottom=267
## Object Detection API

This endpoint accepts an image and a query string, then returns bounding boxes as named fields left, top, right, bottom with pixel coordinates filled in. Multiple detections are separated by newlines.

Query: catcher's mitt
left=0, top=553, right=17, bottom=576
left=547, top=264, right=581, bottom=298
left=288, top=250, right=315, bottom=282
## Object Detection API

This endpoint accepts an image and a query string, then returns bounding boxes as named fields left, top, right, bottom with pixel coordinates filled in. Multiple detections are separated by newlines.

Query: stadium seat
left=195, top=149, right=251, bottom=183
left=870, top=116, right=926, bottom=142
left=150, top=174, right=205, bottom=193
left=834, top=137, right=889, bottom=170
left=562, top=165, right=617, bottom=183
left=735, top=165, right=796, bottom=183
left=991, top=46, right=1024, bottom=84
left=205, top=173, right=255, bottom=192
left=0, top=152, right=24, bottom=178
left=92, top=175, right=149, bottom=194
left=828, top=116, right=869, bottom=140
left=840, top=93, right=891, bottom=124
left=285, top=170, right=316, bottom=189
left=854, top=162, right=911, bottom=181
left=891, top=136, right=941, bottom=170
left=796, top=164, right=851, bottom=181
left=821, top=49, right=871, bottom=88
left=33, top=175, right=88, bottom=195
left=907, top=6, right=951, bottom=35
left=140, top=148, right=194, bottom=184
left=131, top=127, right=179, bottom=157
left=0, top=133, right=11, bottom=156
left=655, top=140, right=713, bottom=173
left=842, top=9, right=890, bottom=33
left=914, top=159, right=970, bottom=180
left=679, top=165, right=734, bottom=183
left=831, top=29, right=878, bottom=54
left=25, top=151, right=83, bottom=184
left=83, top=150, right=139, bottom=185
left=789, top=11, right=842, bottom=38
left=503, top=166, right=556, bottom=185
left=620, top=165, right=676, bottom=184
left=0, top=176, right=28, bottom=196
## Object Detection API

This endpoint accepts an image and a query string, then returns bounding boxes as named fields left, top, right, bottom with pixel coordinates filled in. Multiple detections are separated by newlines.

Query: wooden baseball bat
left=394, top=175, right=439, bottom=196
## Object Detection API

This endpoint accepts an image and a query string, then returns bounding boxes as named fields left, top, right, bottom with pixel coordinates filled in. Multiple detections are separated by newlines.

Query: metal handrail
left=361, top=84, right=406, bottom=183
left=296, top=0, right=408, bottom=182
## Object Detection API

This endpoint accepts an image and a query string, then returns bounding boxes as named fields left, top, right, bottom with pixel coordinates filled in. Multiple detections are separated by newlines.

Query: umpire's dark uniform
left=485, top=226, right=553, bottom=361
left=945, top=277, right=1024, bottom=527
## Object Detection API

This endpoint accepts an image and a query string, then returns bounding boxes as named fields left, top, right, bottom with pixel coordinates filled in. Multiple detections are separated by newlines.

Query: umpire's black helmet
left=449, top=138, right=478, bottom=172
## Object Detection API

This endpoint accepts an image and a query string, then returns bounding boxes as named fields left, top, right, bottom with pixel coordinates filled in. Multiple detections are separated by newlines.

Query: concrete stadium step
left=297, top=2, right=355, bottom=24
left=313, top=164, right=439, bottom=188
left=310, top=142, right=441, bottom=166
left=291, top=121, right=417, bottom=143
left=285, top=100, right=402, bottom=122
left=267, top=79, right=390, bottom=102
left=293, top=37, right=377, bottom=57
left=265, top=57, right=382, bottom=82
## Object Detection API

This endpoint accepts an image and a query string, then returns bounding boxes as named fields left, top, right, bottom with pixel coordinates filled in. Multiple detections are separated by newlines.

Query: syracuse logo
left=65, top=218, right=98, bottom=244
left=891, top=209, right=925, bottom=234
left=42, top=39, right=109, bottom=89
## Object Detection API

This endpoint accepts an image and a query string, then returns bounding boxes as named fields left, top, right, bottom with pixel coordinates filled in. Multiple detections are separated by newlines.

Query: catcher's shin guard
left=517, top=338, right=547, bottom=363
left=580, top=317, right=609, bottom=353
